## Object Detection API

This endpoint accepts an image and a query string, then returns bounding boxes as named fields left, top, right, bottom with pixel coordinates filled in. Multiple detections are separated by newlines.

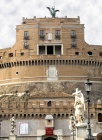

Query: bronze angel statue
left=47, top=7, right=59, bottom=18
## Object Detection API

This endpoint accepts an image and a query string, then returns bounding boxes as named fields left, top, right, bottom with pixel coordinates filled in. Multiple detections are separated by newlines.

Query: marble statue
left=69, top=115, right=76, bottom=133
left=72, top=88, right=85, bottom=124
left=10, top=116, right=16, bottom=135
left=46, top=7, right=59, bottom=18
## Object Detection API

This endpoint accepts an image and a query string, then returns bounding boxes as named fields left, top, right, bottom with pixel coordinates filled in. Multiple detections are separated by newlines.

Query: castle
left=0, top=14, right=101, bottom=140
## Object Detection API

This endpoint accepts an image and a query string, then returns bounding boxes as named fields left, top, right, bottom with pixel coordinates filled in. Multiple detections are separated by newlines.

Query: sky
left=0, top=0, right=102, bottom=49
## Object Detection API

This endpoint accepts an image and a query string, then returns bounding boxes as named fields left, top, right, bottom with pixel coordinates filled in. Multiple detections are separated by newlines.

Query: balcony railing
left=39, top=35, right=45, bottom=39
left=55, top=35, right=61, bottom=39
left=24, top=36, right=29, bottom=40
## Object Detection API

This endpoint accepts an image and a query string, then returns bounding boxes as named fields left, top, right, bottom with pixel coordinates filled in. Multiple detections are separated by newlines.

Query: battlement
left=22, top=16, right=80, bottom=24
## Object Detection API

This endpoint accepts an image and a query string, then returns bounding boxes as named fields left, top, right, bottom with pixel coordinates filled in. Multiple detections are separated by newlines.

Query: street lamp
left=85, top=79, right=94, bottom=140
left=0, top=119, right=2, bottom=140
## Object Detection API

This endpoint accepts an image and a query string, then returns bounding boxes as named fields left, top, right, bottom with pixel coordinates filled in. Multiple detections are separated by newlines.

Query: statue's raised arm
left=46, top=6, right=59, bottom=18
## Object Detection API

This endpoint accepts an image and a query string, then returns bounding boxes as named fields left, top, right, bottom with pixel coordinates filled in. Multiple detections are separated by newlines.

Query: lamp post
left=0, top=120, right=2, bottom=140
left=85, top=79, right=94, bottom=140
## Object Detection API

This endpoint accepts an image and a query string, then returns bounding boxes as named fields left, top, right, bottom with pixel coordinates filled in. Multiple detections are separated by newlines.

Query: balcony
left=24, top=45, right=29, bottom=49
left=24, top=36, right=29, bottom=40
left=55, top=35, right=61, bottom=40
left=39, top=35, right=45, bottom=40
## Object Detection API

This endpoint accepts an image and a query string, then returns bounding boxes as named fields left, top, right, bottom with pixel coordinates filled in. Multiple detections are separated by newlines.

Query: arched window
left=62, top=114, right=64, bottom=118
left=91, top=114, right=93, bottom=118
left=58, top=114, right=60, bottom=118
left=47, top=101, right=51, bottom=107
left=66, top=114, right=69, bottom=118
left=28, top=114, right=30, bottom=118
left=24, top=114, right=26, bottom=118
left=98, top=113, right=102, bottom=122
left=39, top=114, right=42, bottom=118
left=53, top=114, right=56, bottom=118
left=35, top=114, right=38, bottom=118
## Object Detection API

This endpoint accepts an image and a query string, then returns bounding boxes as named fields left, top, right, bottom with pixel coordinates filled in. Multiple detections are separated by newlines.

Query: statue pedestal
left=9, top=134, right=16, bottom=140
left=76, top=123, right=87, bottom=140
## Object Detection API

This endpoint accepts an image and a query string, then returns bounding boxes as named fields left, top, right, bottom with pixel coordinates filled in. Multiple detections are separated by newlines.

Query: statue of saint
left=72, top=88, right=85, bottom=125
left=46, top=7, right=59, bottom=18
left=10, top=116, right=16, bottom=135
left=69, top=115, right=76, bottom=133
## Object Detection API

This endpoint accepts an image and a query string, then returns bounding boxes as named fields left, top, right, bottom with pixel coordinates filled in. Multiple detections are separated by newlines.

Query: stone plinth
left=9, top=135, right=16, bottom=140
left=76, top=123, right=87, bottom=140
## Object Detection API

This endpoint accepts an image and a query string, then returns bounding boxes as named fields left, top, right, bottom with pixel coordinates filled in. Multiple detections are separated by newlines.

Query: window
left=88, top=51, right=92, bottom=56
left=24, top=31, right=29, bottom=40
left=39, top=30, right=45, bottom=39
left=21, top=52, right=24, bottom=56
left=91, top=114, right=93, bottom=118
left=99, top=52, right=102, bottom=56
left=39, top=46, right=45, bottom=54
left=71, top=42, right=76, bottom=48
left=24, top=41, right=29, bottom=49
left=55, top=30, right=60, bottom=39
left=71, top=30, right=76, bottom=38
left=38, top=45, right=62, bottom=55
left=55, top=45, right=61, bottom=54
left=75, top=52, right=79, bottom=55
left=9, top=53, right=13, bottom=57
left=47, top=101, right=51, bottom=107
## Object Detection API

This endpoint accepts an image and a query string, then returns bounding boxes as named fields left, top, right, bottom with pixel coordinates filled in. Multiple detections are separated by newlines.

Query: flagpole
left=54, top=0, right=55, bottom=8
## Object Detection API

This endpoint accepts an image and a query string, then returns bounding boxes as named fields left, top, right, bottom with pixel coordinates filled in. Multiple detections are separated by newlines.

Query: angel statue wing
left=55, top=10, right=60, bottom=12
left=46, top=7, right=51, bottom=11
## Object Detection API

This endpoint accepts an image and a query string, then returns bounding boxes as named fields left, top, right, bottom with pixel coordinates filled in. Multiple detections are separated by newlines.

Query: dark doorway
left=47, top=46, right=53, bottom=54
left=98, top=113, right=102, bottom=122
left=44, top=137, right=56, bottom=140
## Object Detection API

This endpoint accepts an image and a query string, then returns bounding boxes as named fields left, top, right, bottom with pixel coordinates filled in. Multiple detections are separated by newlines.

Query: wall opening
left=9, top=53, right=13, bottom=57
left=88, top=51, right=92, bottom=55
left=99, top=52, right=102, bottom=56
left=75, top=52, right=79, bottom=55
left=47, top=46, right=53, bottom=54
left=98, top=113, right=102, bottom=122
left=44, top=137, right=56, bottom=140
left=39, top=45, right=45, bottom=54
left=55, top=45, right=61, bottom=54
left=47, top=101, right=51, bottom=107
left=38, top=45, right=62, bottom=55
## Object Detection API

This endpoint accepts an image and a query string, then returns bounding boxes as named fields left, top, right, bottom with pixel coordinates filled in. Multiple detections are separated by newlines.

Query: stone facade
left=0, top=17, right=101, bottom=83
left=0, top=16, right=101, bottom=140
